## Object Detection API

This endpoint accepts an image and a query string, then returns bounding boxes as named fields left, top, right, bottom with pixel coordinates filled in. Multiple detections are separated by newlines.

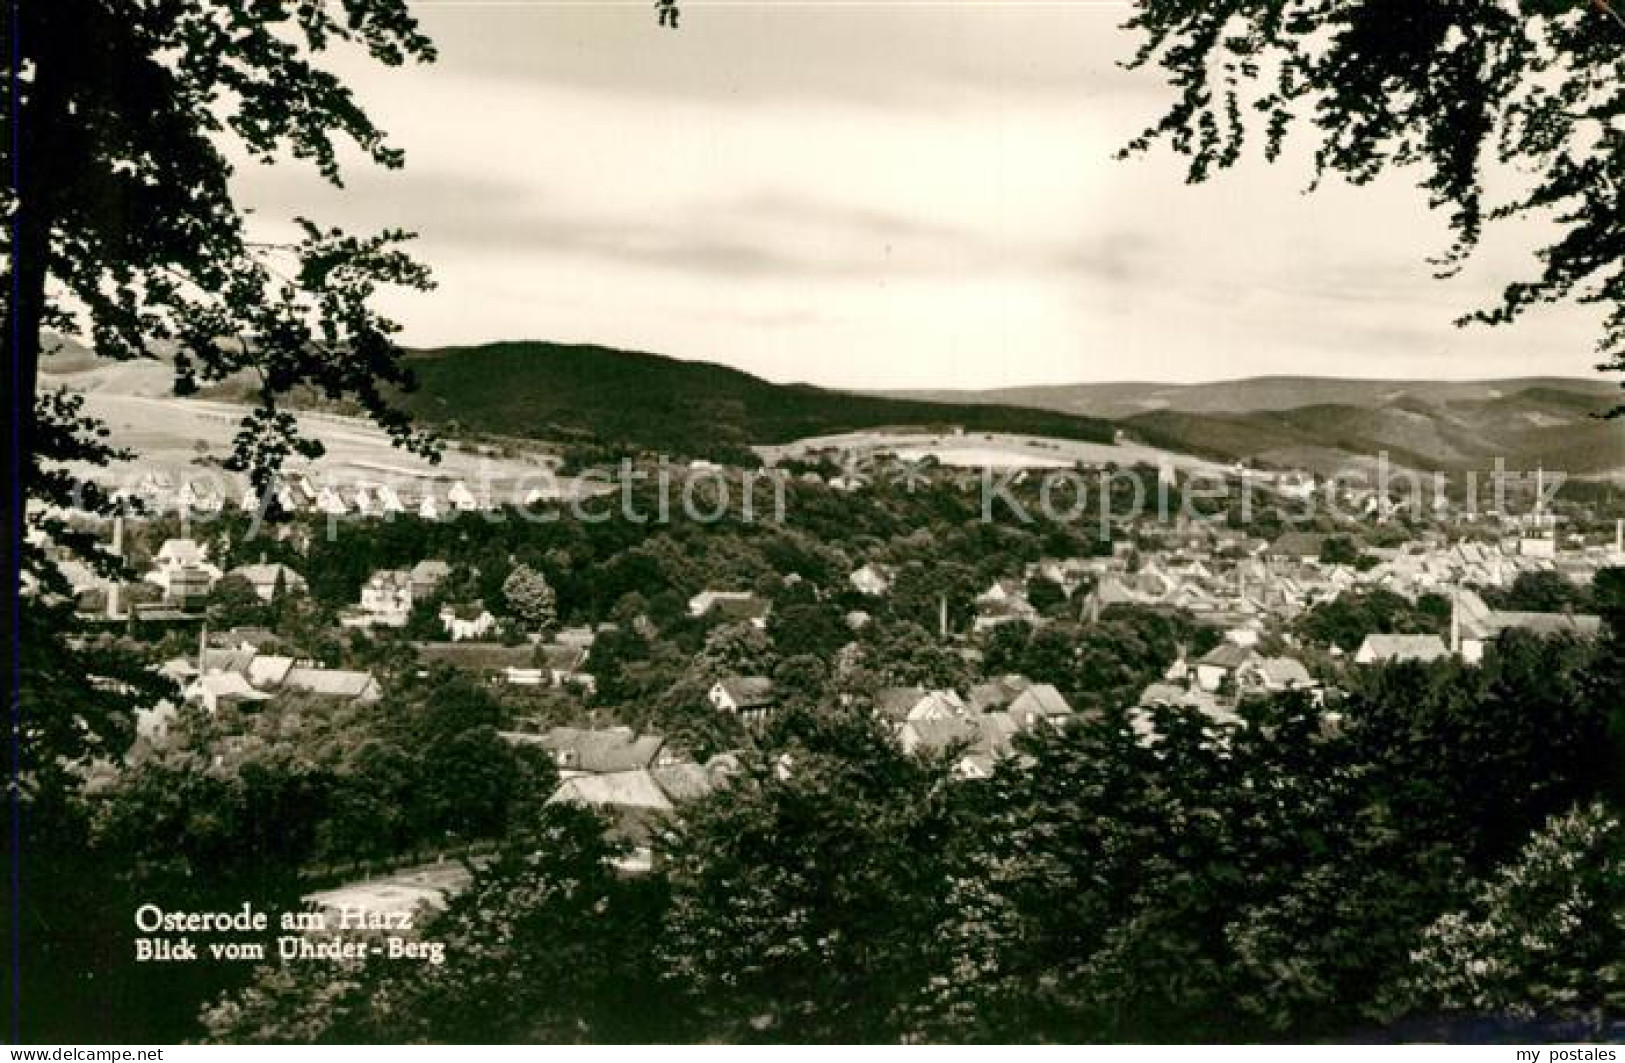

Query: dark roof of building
left=200, top=647, right=257, bottom=676
left=281, top=667, right=380, bottom=699
left=1008, top=683, right=1073, bottom=721
left=873, top=685, right=927, bottom=721
left=966, top=675, right=1031, bottom=713
left=1197, top=641, right=1256, bottom=670
left=415, top=641, right=537, bottom=672
left=714, top=677, right=776, bottom=709
left=533, top=727, right=666, bottom=773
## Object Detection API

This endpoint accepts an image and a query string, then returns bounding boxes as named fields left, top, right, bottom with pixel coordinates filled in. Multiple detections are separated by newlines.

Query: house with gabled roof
left=226, top=558, right=307, bottom=602
left=897, top=715, right=977, bottom=756
left=1132, top=682, right=1240, bottom=740
left=1082, top=574, right=1156, bottom=622
left=904, top=689, right=967, bottom=722
left=1194, top=641, right=1258, bottom=692
left=898, top=711, right=1021, bottom=779
left=1236, top=656, right=1315, bottom=695
left=973, top=579, right=1039, bottom=632
left=186, top=671, right=272, bottom=714
left=438, top=601, right=497, bottom=642
left=246, top=653, right=297, bottom=689
left=511, top=726, right=666, bottom=776
left=545, top=757, right=727, bottom=872
left=536, top=641, right=593, bottom=690
left=966, top=675, right=1031, bottom=714
left=873, top=685, right=928, bottom=723
left=1007, top=683, right=1074, bottom=729
left=688, top=590, right=753, bottom=617
left=1354, top=633, right=1449, bottom=665
left=409, top=560, right=452, bottom=601
left=279, top=666, right=382, bottom=703
left=199, top=646, right=257, bottom=677
left=341, top=568, right=413, bottom=629
left=708, top=677, right=777, bottom=724
left=146, top=538, right=221, bottom=604
left=1450, top=588, right=1604, bottom=664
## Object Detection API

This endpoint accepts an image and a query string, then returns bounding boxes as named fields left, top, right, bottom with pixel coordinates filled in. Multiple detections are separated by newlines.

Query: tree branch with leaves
left=1121, top=0, right=1625, bottom=411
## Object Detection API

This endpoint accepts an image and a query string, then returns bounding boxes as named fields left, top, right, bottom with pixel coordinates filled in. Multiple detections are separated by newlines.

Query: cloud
left=221, top=3, right=1612, bottom=388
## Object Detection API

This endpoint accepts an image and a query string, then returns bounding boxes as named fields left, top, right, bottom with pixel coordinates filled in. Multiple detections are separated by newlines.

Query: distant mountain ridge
left=882, top=375, right=1620, bottom=419
left=879, top=375, right=1625, bottom=477
left=43, top=336, right=1624, bottom=476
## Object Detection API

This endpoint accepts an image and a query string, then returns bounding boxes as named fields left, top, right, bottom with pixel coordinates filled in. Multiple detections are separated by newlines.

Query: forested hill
left=396, top=341, right=1117, bottom=463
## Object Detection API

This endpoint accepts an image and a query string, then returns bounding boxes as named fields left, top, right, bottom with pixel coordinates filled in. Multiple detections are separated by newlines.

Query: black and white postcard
left=5, top=0, right=1625, bottom=1047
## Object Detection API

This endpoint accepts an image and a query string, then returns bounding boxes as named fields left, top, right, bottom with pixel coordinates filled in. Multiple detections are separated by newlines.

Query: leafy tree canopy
left=1123, top=0, right=1625, bottom=409
left=6, top=0, right=444, bottom=517
left=502, top=563, right=559, bottom=633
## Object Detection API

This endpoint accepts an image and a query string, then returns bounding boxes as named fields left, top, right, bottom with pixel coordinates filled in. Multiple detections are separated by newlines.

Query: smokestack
left=1449, top=589, right=1461, bottom=656
left=938, top=595, right=948, bottom=639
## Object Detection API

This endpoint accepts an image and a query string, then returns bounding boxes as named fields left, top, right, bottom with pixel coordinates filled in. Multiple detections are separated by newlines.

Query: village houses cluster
left=33, top=450, right=1625, bottom=921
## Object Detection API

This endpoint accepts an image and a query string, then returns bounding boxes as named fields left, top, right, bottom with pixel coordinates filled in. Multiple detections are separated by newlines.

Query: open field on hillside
left=59, top=390, right=574, bottom=502
left=756, top=429, right=1233, bottom=476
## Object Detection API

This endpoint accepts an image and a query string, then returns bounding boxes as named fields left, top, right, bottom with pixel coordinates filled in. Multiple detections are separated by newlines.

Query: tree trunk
left=3, top=0, right=57, bottom=662
left=3, top=22, right=50, bottom=698
left=3, top=6, right=50, bottom=1038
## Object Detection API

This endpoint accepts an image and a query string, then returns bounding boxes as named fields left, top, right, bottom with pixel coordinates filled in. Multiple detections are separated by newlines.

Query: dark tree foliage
left=658, top=708, right=970, bottom=1043
left=1387, top=800, right=1625, bottom=1033
left=1295, top=586, right=1448, bottom=651
left=5, top=4, right=441, bottom=1037
left=977, top=606, right=1215, bottom=712
left=1485, top=568, right=1595, bottom=613
left=195, top=619, right=1623, bottom=1042
left=1343, top=629, right=1613, bottom=864
left=768, top=601, right=851, bottom=660
left=1024, top=573, right=1069, bottom=616
left=210, top=572, right=273, bottom=629
left=911, top=696, right=1450, bottom=1042
left=1318, top=535, right=1360, bottom=566
left=30, top=750, right=337, bottom=1042
left=1123, top=0, right=1625, bottom=410
left=200, top=803, right=674, bottom=1044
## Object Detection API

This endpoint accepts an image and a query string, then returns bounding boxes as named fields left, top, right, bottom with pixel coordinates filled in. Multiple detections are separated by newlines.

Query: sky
left=232, top=0, right=1606, bottom=390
